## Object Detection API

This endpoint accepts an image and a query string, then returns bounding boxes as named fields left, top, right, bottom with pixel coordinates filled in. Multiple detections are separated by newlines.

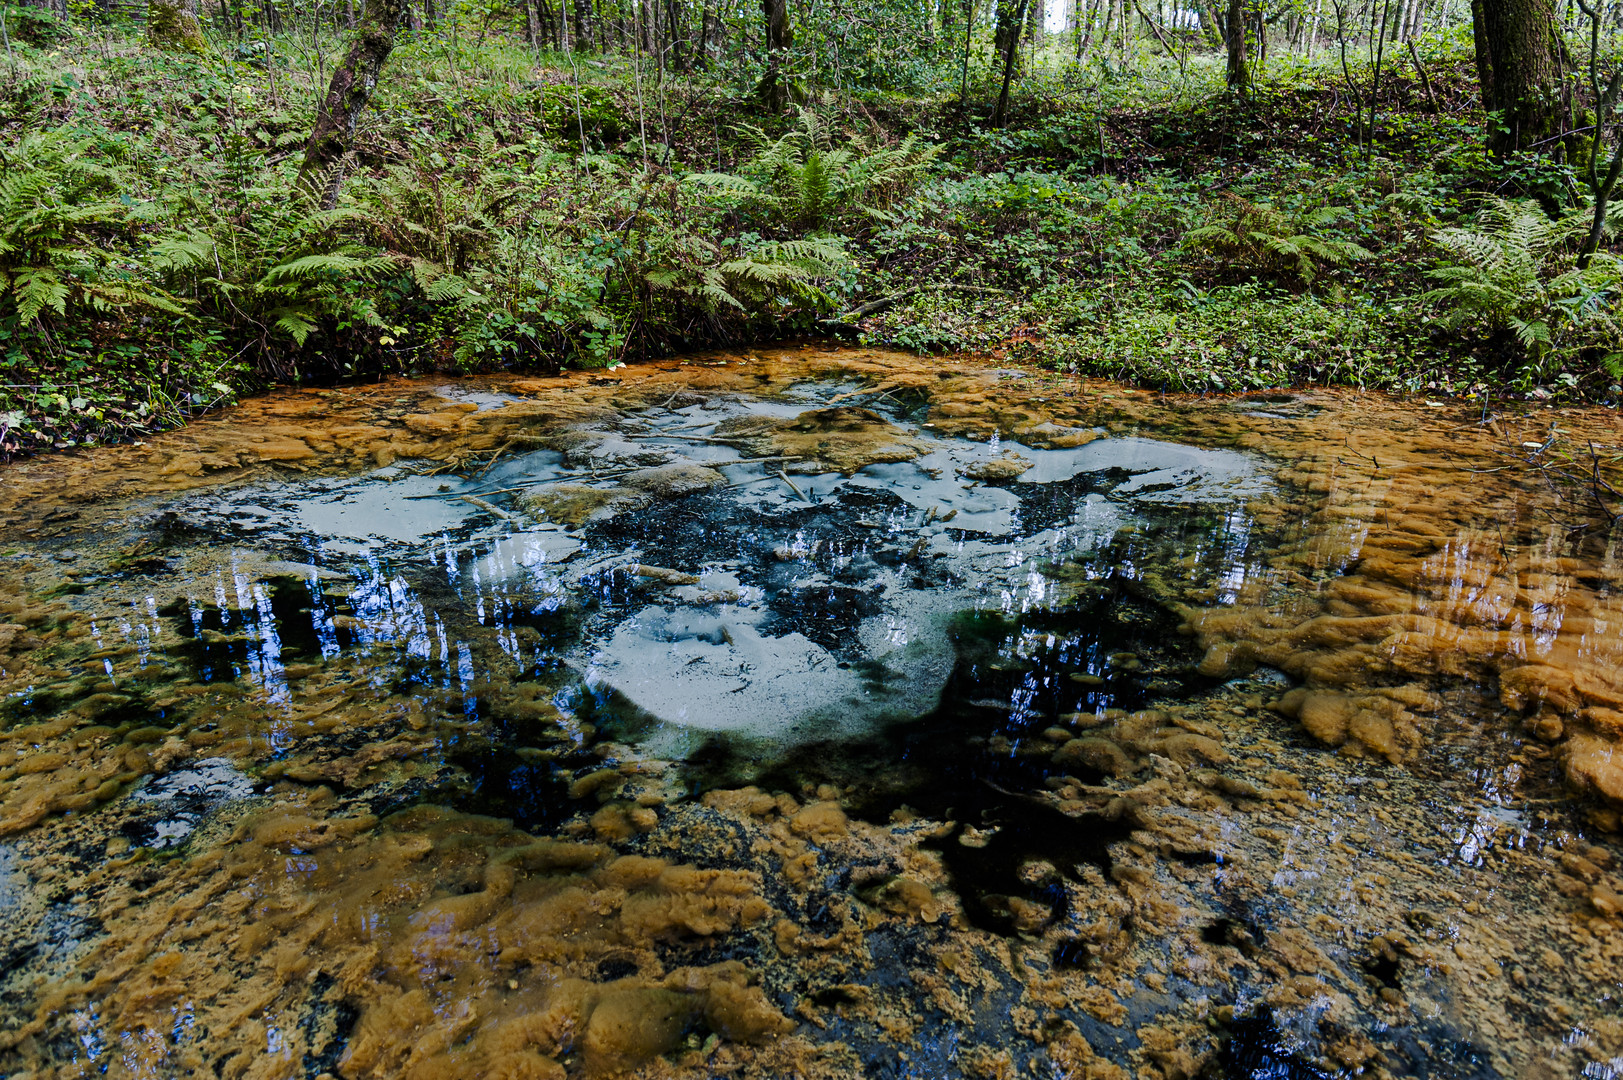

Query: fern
left=1420, top=196, right=1623, bottom=377
left=1419, top=198, right=1580, bottom=329
left=0, top=131, right=189, bottom=327
left=259, top=253, right=398, bottom=285
left=1183, top=196, right=1371, bottom=285
left=148, top=232, right=218, bottom=273
left=646, top=234, right=851, bottom=313
left=272, top=312, right=320, bottom=346
left=11, top=267, right=70, bottom=323
left=687, top=107, right=939, bottom=231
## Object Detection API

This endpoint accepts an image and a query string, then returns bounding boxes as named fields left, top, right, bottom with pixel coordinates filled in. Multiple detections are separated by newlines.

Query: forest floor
left=0, top=24, right=1616, bottom=458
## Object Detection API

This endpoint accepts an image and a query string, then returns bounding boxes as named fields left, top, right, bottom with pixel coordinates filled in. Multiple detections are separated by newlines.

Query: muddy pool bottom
left=0, top=351, right=1620, bottom=1080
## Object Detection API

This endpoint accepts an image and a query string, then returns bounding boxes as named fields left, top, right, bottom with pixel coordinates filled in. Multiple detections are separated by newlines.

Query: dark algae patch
left=1219, top=1007, right=1338, bottom=1079
left=0, top=354, right=1620, bottom=1079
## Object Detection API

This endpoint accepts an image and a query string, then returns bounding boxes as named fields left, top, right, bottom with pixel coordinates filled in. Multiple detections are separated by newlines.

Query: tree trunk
left=704, top=6, right=723, bottom=61
left=668, top=0, right=684, bottom=68
left=991, top=0, right=1031, bottom=125
left=1196, top=0, right=1224, bottom=46
left=993, top=0, right=1026, bottom=75
left=297, top=0, right=410, bottom=209
left=760, top=0, right=791, bottom=112
left=696, top=0, right=713, bottom=63
left=1225, top=0, right=1250, bottom=88
left=1470, top=0, right=1495, bottom=104
left=1474, top=0, right=1562, bottom=155
left=148, top=0, right=208, bottom=52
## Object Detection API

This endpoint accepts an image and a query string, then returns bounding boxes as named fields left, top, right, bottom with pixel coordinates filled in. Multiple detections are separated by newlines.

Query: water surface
left=0, top=348, right=1620, bottom=1079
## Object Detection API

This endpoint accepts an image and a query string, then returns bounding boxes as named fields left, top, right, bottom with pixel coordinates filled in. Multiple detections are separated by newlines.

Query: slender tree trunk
left=297, top=0, right=410, bottom=209
left=668, top=0, right=684, bottom=68
left=696, top=0, right=712, bottom=63
left=991, top=0, right=1031, bottom=124
left=959, top=0, right=975, bottom=106
left=760, top=0, right=791, bottom=111
left=1367, top=0, right=1393, bottom=158
left=704, top=5, right=723, bottom=59
left=536, top=0, right=552, bottom=45
left=1226, top=0, right=1250, bottom=88
left=1470, top=0, right=1495, bottom=104
left=994, top=0, right=1025, bottom=67
left=1474, top=0, right=1562, bottom=155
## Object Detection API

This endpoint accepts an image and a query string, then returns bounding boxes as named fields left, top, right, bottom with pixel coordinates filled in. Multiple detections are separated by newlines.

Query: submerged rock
left=714, top=406, right=928, bottom=474
left=963, top=453, right=1033, bottom=481
left=621, top=463, right=727, bottom=498
left=516, top=483, right=646, bottom=525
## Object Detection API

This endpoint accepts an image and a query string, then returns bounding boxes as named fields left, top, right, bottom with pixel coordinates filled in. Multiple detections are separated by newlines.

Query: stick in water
left=458, top=495, right=513, bottom=521
left=777, top=470, right=808, bottom=502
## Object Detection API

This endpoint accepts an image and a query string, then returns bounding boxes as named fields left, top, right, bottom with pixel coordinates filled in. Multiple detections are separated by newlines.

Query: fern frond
left=260, top=253, right=397, bottom=286
left=1511, top=317, right=1552, bottom=349
left=148, top=232, right=217, bottom=273
left=272, top=311, right=319, bottom=345
left=687, top=172, right=766, bottom=200
left=12, top=267, right=70, bottom=323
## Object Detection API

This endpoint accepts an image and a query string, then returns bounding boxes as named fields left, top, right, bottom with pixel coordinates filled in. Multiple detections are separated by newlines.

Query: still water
left=0, top=348, right=1619, bottom=1079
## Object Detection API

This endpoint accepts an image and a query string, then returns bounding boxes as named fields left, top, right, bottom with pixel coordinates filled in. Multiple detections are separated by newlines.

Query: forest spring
left=0, top=347, right=1620, bottom=1080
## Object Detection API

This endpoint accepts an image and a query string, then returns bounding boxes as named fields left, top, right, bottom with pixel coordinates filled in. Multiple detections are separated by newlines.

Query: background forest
left=3, top=0, right=1623, bottom=452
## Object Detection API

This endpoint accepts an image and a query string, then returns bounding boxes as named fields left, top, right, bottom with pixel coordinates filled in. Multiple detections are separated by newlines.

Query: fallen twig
left=458, top=495, right=513, bottom=521
left=625, top=432, right=752, bottom=446
left=777, top=469, right=808, bottom=502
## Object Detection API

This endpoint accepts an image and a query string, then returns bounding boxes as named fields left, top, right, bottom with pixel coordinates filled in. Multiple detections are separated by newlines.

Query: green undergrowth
left=2, top=23, right=1621, bottom=456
